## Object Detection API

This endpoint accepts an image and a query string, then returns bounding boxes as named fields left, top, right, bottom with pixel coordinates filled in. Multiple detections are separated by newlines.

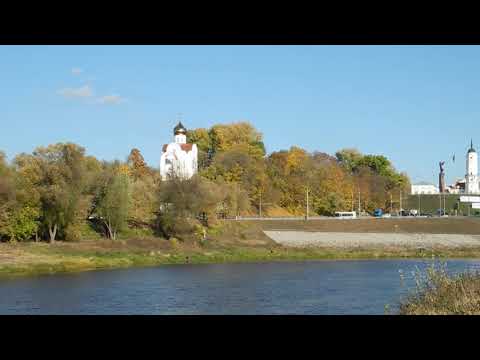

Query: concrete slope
left=263, top=231, right=480, bottom=249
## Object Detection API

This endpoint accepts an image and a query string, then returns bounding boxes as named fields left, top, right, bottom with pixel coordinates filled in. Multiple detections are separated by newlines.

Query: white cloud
left=71, top=67, right=83, bottom=75
left=58, top=85, right=93, bottom=98
left=96, top=94, right=125, bottom=105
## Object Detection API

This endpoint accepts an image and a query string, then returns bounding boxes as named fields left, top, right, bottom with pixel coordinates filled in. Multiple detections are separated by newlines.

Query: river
left=1, top=259, right=479, bottom=314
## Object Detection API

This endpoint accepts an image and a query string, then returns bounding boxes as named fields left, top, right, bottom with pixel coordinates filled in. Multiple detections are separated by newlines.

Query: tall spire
left=468, top=139, right=476, bottom=153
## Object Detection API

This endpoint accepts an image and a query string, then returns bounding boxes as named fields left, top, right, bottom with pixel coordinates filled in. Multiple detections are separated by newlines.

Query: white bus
left=334, top=211, right=357, bottom=219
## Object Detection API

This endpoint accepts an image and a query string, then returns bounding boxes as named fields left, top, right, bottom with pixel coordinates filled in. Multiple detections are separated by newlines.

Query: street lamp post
left=418, top=193, right=421, bottom=215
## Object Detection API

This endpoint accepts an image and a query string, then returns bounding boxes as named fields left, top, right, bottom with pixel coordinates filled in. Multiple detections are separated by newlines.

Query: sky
left=1, top=45, right=479, bottom=185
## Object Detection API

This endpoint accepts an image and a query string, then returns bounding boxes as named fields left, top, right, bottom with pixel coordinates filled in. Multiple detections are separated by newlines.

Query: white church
left=160, top=121, right=198, bottom=181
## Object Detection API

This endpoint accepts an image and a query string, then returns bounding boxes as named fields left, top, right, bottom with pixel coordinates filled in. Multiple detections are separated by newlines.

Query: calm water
left=1, top=259, right=480, bottom=314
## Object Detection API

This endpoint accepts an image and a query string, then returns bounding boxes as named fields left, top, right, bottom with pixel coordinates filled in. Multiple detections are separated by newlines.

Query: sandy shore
left=264, top=231, right=480, bottom=249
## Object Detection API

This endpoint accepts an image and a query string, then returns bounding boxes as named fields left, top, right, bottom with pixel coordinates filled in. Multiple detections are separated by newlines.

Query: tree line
left=0, top=122, right=410, bottom=242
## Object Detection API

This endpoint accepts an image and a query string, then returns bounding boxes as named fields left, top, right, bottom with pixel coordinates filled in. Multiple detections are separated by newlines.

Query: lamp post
left=418, top=193, right=421, bottom=215
left=399, top=190, right=403, bottom=216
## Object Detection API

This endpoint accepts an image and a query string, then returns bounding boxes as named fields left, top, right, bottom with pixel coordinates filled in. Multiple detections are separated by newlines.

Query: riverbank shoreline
left=4, top=240, right=480, bottom=279
left=2, top=218, right=480, bottom=279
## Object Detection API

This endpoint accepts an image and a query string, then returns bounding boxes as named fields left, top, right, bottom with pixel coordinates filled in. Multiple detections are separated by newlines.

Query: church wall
left=160, top=134, right=198, bottom=181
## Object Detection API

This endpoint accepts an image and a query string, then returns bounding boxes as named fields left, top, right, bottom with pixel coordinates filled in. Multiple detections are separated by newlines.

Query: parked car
left=373, top=209, right=383, bottom=217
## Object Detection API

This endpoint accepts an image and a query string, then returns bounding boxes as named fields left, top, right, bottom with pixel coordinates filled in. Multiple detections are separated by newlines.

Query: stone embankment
left=264, top=231, right=480, bottom=249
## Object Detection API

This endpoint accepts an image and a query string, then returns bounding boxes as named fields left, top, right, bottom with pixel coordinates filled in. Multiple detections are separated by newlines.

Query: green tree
left=208, top=122, right=266, bottom=159
left=92, top=164, right=130, bottom=240
left=1, top=152, right=41, bottom=242
left=0, top=206, right=39, bottom=242
left=157, top=175, right=224, bottom=238
left=335, top=148, right=363, bottom=173
left=21, top=143, right=88, bottom=242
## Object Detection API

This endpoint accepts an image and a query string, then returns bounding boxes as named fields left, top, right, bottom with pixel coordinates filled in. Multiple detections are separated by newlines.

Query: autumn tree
left=266, top=147, right=315, bottom=214
left=127, top=148, right=149, bottom=181
left=312, top=163, right=354, bottom=215
left=336, top=148, right=411, bottom=212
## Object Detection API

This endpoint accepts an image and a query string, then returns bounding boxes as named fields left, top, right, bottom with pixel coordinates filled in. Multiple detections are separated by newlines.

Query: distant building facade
left=160, top=121, right=198, bottom=181
left=447, top=178, right=465, bottom=194
left=411, top=183, right=439, bottom=195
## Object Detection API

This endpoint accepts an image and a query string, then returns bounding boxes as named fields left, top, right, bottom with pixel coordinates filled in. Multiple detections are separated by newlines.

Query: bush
left=0, top=206, right=39, bottom=242
left=64, top=224, right=82, bottom=242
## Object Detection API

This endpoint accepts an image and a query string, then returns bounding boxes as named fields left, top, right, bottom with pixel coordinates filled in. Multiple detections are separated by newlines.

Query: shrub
left=399, top=261, right=480, bottom=315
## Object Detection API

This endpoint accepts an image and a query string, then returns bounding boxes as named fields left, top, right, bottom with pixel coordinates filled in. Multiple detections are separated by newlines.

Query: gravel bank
left=264, top=231, right=480, bottom=249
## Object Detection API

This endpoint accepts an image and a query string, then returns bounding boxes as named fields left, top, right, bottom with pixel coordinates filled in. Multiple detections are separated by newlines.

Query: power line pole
left=358, top=189, right=361, bottom=217
left=259, top=191, right=262, bottom=218
left=444, top=193, right=447, bottom=215
left=306, top=187, right=309, bottom=220
left=351, top=190, right=354, bottom=212
left=390, top=193, right=393, bottom=213
left=399, top=190, right=403, bottom=215
left=439, top=191, right=442, bottom=216
left=418, top=193, right=421, bottom=215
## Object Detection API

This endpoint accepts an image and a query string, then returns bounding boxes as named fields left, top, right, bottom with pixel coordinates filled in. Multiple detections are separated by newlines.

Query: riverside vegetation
left=0, top=120, right=444, bottom=278
left=0, top=121, right=410, bottom=242
left=398, top=261, right=480, bottom=315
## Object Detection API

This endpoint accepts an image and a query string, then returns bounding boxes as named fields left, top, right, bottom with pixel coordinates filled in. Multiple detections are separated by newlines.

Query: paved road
left=226, top=216, right=465, bottom=221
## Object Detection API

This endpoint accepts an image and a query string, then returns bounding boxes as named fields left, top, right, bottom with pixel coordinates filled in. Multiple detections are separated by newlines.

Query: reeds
left=399, top=259, right=480, bottom=315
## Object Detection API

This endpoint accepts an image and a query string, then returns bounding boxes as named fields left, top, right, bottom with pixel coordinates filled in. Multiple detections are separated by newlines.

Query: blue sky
left=1, top=45, right=479, bottom=185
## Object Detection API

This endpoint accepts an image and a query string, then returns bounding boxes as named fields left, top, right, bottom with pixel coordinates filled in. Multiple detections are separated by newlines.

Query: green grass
left=405, top=194, right=480, bottom=216
left=4, top=241, right=480, bottom=279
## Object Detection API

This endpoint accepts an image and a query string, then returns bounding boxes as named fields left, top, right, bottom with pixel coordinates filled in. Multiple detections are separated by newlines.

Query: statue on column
left=439, top=161, right=445, bottom=193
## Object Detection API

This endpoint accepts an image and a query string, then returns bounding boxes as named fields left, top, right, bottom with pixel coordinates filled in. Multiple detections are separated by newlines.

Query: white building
left=411, top=182, right=439, bottom=195
left=465, top=140, right=480, bottom=194
left=160, top=122, right=198, bottom=181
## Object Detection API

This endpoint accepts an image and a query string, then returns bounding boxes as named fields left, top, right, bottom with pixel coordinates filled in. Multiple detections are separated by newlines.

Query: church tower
left=174, top=121, right=187, bottom=144
left=465, top=139, right=479, bottom=194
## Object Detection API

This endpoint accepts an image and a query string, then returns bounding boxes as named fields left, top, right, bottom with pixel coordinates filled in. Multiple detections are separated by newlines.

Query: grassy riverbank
left=2, top=219, right=480, bottom=278
left=3, top=239, right=480, bottom=279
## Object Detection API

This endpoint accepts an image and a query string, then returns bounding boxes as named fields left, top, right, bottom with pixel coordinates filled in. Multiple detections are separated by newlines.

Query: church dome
left=174, top=121, right=187, bottom=135
left=468, top=139, right=476, bottom=154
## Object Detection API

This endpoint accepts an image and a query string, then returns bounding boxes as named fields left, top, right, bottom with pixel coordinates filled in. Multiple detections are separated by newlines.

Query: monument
left=439, top=161, right=445, bottom=193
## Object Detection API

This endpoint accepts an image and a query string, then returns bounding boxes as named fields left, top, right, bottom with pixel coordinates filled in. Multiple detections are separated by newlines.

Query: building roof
left=413, top=181, right=435, bottom=186
left=468, top=139, right=476, bottom=154
left=162, top=143, right=194, bottom=153
left=174, top=121, right=187, bottom=135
